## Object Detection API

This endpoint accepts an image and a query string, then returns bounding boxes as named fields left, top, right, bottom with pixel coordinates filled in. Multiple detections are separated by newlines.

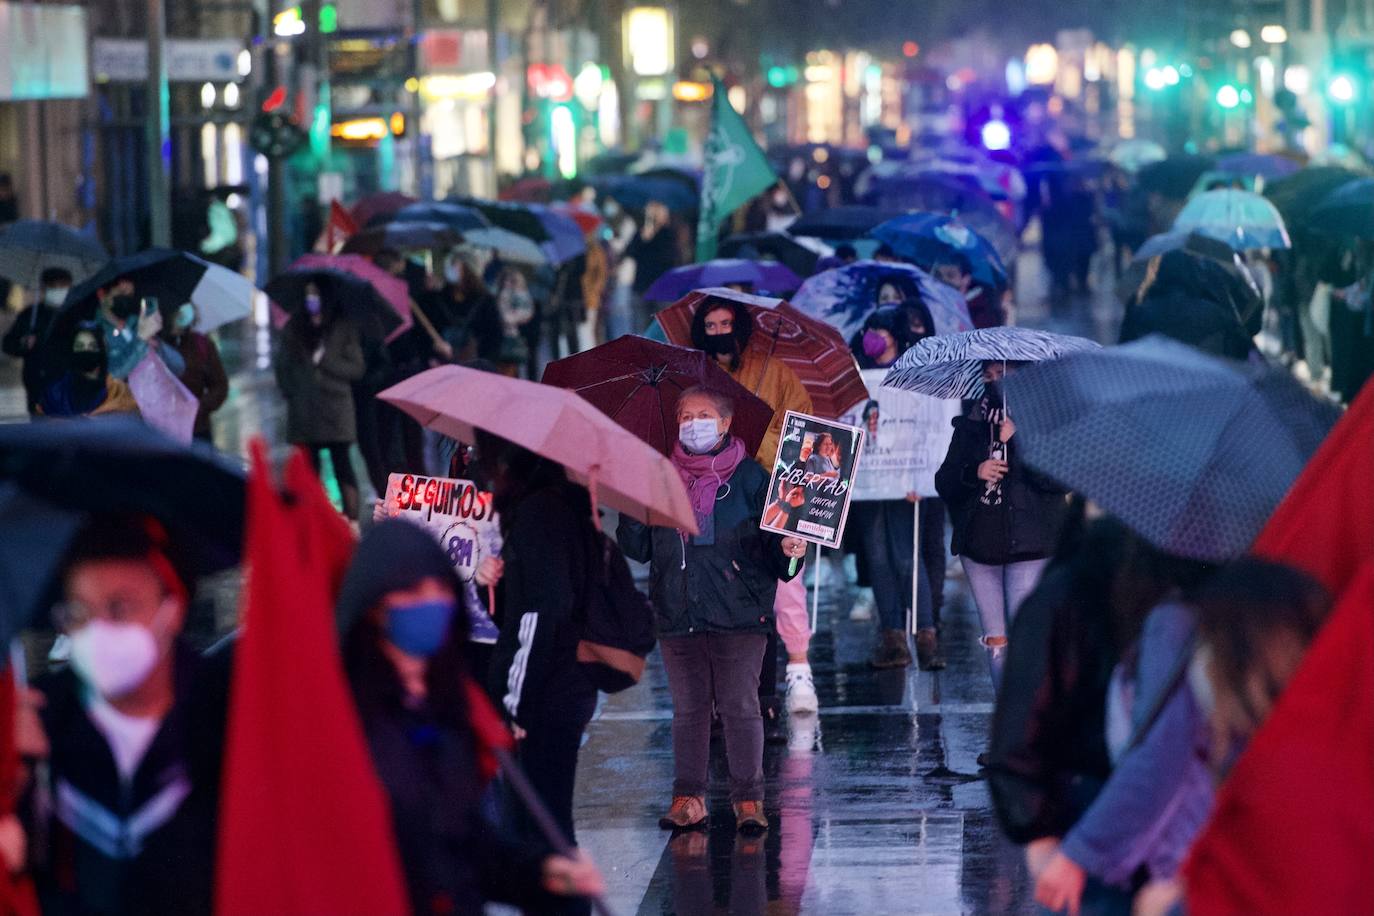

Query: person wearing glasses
left=16, top=515, right=230, bottom=915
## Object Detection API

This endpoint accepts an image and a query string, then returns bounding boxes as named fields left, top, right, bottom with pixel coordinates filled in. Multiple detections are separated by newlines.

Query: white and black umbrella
left=882, top=326, right=1100, bottom=400
left=0, top=220, right=108, bottom=288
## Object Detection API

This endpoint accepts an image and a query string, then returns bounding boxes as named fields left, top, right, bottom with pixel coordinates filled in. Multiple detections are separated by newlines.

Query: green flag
left=696, top=77, right=778, bottom=262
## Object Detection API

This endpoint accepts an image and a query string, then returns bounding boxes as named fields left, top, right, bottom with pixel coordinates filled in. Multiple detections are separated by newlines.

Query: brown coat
left=168, top=331, right=228, bottom=437
left=728, top=348, right=813, bottom=466
left=91, top=377, right=141, bottom=416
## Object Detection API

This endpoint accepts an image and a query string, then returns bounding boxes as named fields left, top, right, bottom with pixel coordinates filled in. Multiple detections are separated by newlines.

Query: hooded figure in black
left=338, top=520, right=605, bottom=915
left=30, top=516, right=231, bottom=916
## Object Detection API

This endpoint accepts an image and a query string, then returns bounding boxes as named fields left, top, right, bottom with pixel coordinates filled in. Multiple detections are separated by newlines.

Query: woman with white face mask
left=19, top=515, right=230, bottom=915
left=616, top=388, right=805, bottom=836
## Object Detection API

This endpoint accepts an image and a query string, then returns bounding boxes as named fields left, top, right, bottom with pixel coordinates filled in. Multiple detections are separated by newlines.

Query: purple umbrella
left=1215, top=153, right=1303, bottom=182
left=643, top=258, right=803, bottom=301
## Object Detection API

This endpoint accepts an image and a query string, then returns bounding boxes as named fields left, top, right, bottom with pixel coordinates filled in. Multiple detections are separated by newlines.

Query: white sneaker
left=785, top=665, right=819, bottom=715
left=849, top=588, right=874, bottom=621
left=788, top=715, right=819, bottom=753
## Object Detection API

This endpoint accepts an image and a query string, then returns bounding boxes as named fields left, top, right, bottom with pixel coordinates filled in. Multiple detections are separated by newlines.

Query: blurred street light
left=1260, top=25, right=1288, bottom=44
left=1144, top=67, right=1167, bottom=90
left=1230, top=29, right=1252, bottom=49
left=1025, top=43, right=1058, bottom=85
left=1328, top=74, right=1357, bottom=103
left=1284, top=66, right=1311, bottom=94
left=1216, top=84, right=1241, bottom=108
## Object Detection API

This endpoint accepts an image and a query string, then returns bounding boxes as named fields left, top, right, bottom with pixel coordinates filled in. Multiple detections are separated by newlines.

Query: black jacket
left=934, top=415, right=1069, bottom=565
left=986, top=526, right=1121, bottom=843
left=32, top=641, right=231, bottom=916
left=489, top=482, right=599, bottom=728
left=616, top=454, right=792, bottom=638
left=2, top=303, right=58, bottom=409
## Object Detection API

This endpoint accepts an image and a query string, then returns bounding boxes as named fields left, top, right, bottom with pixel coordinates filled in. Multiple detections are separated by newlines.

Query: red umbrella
left=500, top=177, right=553, bottom=203
left=656, top=288, right=870, bottom=420
left=349, top=191, right=417, bottom=229
left=551, top=203, right=603, bottom=236
left=541, top=337, right=775, bottom=457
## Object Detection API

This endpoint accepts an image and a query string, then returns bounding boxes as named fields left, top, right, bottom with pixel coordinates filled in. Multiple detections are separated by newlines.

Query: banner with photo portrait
left=839, top=369, right=960, bottom=500
left=760, top=411, right=865, bottom=549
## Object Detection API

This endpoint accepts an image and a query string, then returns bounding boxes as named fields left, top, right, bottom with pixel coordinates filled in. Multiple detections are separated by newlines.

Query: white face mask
left=44, top=287, right=69, bottom=306
left=444, top=263, right=462, bottom=284
left=679, top=418, right=722, bottom=454
left=69, top=606, right=171, bottom=699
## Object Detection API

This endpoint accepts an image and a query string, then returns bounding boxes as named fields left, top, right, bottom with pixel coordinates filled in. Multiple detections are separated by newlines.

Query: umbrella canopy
left=541, top=336, right=775, bottom=457
left=453, top=199, right=587, bottom=264
left=382, top=201, right=490, bottom=232
left=1308, top=177, right=1374, bottom=239
left=461, top=226, right=548, bottom=267
left=1264, top=165, right=1364, bottom=231
left=1120, top=292, right=1258, bottom=361
left=550, top=203, right=602, bottom=236
left=1109, top=139, right=1168, bottom=174
left=718, top=232, right=826, bottom=277
left=267, top=253, right=410, bottom=343
left=54, top=248, right=256, bottom=342
left=592, top=175, right=697, bottom=214
left=0, top=484, right=85, bottom=646
left=499, top=177, right=553, bottom=203
left=644, top=259, right=803, bottom=301
left=378, top=365, right=698, bottom=533
left=655, top=288, right=870, bottom=419
left=339, top=221, right=461, bottom=256
left=349, top=192, right=417, bottom=229
left=788, top=206, right=905, bottom=241
left=0, top=220, right=108, bottom=288
left=1137, top=155, right=1217, bottom=200
left=869, top=213, right=1009, bottom=289
left=584, top=149, right=641, bottom=176
left=0, top=415, right=247, bottom=576
left=883, top=327, right=1100, bottom=400
left=1173, top=189, right=1291, bottom=251
left=791, top=260, right=974, bottom=340
left=1214, top=152, right=1303, bottom=182
left=1121, top=241, right=1263, bottom=331
left=1003, top=336, right=1340, bottom=562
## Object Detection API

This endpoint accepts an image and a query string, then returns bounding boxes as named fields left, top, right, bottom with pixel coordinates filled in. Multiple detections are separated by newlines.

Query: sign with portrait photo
left=760, top=411, right=865, bottom=549
left=839, top=369, right=960, bottom=500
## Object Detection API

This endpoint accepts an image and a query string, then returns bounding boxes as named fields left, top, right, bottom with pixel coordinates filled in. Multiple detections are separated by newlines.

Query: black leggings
left=305, top=443, right=360, bottom=519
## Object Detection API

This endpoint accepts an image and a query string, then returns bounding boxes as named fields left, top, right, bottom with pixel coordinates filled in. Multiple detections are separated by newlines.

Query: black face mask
left=109, top=295, right=140, bottom=320
left=71, top=350, right=103, bottom=374
left=702, top=333, right=738, bottom=357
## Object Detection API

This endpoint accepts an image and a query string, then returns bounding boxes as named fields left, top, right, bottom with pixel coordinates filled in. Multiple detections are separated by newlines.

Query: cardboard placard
left=839, top=369, right=960, bottom=500
left=380, top=473, right=502, bottom=644
left=759, top=411, right=865, bottom=549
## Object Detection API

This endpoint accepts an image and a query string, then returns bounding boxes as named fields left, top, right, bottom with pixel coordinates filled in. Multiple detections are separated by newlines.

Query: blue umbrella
left=0, top=484, right=85, bottom=645
left=791, top=260, right=974, bottom=340
left=0, top=220, right=108, bottom=288
left=1004, top=336, right=1340, bottom=562
left=1215, top=152, right=1302, bottom=182
left=882, top=327, right=1100, bottom=400
left=1308, top=177, right=1374, bottom=239
left=643, top=259, right=802, bottom=301
left=869, top=213, right=1009, bottom=289
left=384, top=201, right=491, bottom=232
left=593, top=175, right=697, bottom=214
left=1173, top=189, right=1291, bottom=251
left=455, top=199, right=587, bottom=264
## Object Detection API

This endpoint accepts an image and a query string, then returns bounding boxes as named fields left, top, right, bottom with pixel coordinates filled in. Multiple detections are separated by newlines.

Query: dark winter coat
left=616, top=454, right=792, bottom=638
left=32, top=641, right=231, bottom=916
left=166, top=331, right=228, bottom=437
left=935, top=414, right=1070, bottom=565
left=274, top=315, right=366, bottom=445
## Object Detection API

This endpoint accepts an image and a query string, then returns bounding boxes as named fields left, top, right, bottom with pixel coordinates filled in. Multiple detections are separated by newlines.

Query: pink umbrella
left=378, top=365, right=698, bottom=534
left=272, top=253, right=414, bottom=343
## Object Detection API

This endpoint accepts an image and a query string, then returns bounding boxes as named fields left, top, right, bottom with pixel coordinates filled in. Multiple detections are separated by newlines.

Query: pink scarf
left=671, top=435, right=747, bottom=543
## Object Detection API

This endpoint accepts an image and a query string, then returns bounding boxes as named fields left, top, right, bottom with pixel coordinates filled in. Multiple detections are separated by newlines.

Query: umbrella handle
left=587, top=467, right=602, bottom=532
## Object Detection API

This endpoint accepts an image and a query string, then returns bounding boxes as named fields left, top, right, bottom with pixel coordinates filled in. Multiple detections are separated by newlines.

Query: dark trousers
left=516, top=676, right=598, bottom=848
left=660, top=632, right=768, bottom=802
left=852, top=500, right=932, bottom=632
left=920, top=498, right=948, bottom=626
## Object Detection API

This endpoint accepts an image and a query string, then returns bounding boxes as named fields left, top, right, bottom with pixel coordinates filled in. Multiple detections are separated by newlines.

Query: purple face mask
left=862, top=330, right=889, bottom=359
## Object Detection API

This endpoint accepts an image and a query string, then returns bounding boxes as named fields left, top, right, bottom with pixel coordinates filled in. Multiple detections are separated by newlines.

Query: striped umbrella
left=882, top=327, right=1101, bottom=400
left=655, top=288, right=869, bottom=419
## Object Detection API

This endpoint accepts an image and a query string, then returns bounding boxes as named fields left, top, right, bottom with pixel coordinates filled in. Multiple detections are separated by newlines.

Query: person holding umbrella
left=690, top=297, right=819, bottom=720
left=93, top=279, right=185, bottom=382
left=2, top=267, right=70, bottom=414
left=617, top=387, right=806, bottom=834
left=159, top=302, right=228, bottom=444
left=274, top=282, right=366, bottom=521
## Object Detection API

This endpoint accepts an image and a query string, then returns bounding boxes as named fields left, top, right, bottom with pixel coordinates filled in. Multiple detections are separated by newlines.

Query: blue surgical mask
left=384, top=599, right=455, bottom=658
left=679, top=418, right=722, bottom=454
left=173, top=303, right=195, bottom=330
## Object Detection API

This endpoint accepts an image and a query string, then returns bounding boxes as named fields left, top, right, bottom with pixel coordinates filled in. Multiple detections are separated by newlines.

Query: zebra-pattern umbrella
left=1003, top=336, right=1340, bottom=562
left=882, top=327, right=1101, bottom=400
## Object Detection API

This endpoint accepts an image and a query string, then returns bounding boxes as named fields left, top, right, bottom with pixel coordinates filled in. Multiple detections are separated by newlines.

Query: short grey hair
left=677, top=385, right=735, bottom=418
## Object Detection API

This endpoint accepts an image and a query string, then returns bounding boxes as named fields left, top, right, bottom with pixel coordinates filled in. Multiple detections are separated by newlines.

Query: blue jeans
left=852, top=501, right=933, bottom=632
left=960, top=556, right=1051, bottom=691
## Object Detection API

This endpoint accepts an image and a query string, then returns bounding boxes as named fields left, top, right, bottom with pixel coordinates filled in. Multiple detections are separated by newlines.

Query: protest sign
left=760, top=411, right=864, bottom=549
left=381, top=473, right=502, bottom=643
left=839, top=369, right=960, bottom=500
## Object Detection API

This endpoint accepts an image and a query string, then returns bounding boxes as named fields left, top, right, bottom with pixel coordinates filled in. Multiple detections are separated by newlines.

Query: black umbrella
left=265, top=263, right=403, bottom=343
left=0, top=484, right=85, bottom=645
left=1136, top=155, right=1217, bottom=200
left=1264, top=165, right=1363, bottom=232
left=0, top=416, right=246, bottom=578
left=718, top=232, right=822, bottom=277
left=1004, top=336, right=1340, bottom=562
left=1308, top=177, right=1374, bottom=239
left=339, top=222, right=462, bottom=256
left=1120, top=291, right=1257, bottom=361
left=1121, top=241, right=1262, bottom=330
left=789, top=206, right=905, bottom=240
left=0, top=220, right=108, bottom=288
left=379, top=202, right=490, bottom=232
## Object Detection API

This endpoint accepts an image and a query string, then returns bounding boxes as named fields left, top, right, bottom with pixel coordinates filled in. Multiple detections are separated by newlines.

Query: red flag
left=316, top=200, right=359, bottom=254
left=461, top=675, right=514, bottom=783
left=1251, top=381, right=1374, bottom=595
left=1184, top=562, right=1374, bottom=915
left=216, top=442, right=409, bottom=916
left=0, top=668, right=39, bottom=916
